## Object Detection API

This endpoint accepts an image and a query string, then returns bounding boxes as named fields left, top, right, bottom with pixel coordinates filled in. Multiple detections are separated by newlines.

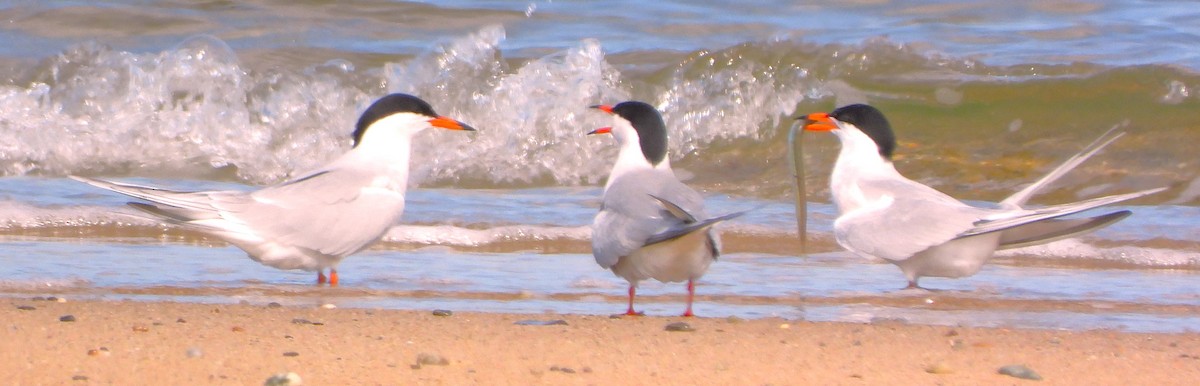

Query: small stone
left=998, top=364, right=1042, bottom=380
left=945, top=329, right=959, bottom=337
left=32, top=296, right=46, bottom=301
left=231, top=326, right=245, bottom=332
left=319, top=303, right=336, bottom=309
left=132, top=325, right=150, bottom=332
left=292, top=318, right=312, bottom=325
left=59, top=315, right=76, bottom=322
left=664, top=322, right=694, bottom=332
left=582, top=366, right=593, bottom=373
left=416, top=353, right=449, bottom=366
left=54, top=297, right=66, bottom=303
left=514, top=319, right=569, bottom=326
left=87, top=347, right=111, bottom=357
left=177, top=318, right=187, bottom=323
left=263, top=372, right=303, bottom=386
left=282, top=351, right=300, bottom=357
left=72, top=375, right=88, bottom=381
left=925, top=362, right=954, bottom=374
left=187, top=347, right=203, bottom=358
left=432, top=309, right=453, bottom=317
left=779, top=323, right=791, bottom=329
left=267, top=302, right=283, bottom=308
left=16, top=305, right=35, bottom=311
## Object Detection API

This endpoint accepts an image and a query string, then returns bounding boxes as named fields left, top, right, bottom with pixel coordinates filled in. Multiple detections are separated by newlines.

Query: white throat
left=604, top=116, right=671, bottom=190
left=339, top=112, right=431, bottom=191
left=829, top=125, right=900, bottom=214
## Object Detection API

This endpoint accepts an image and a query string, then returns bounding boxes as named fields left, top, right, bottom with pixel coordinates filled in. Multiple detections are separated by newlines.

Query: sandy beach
left=3, top=298, right=1198, bottom=385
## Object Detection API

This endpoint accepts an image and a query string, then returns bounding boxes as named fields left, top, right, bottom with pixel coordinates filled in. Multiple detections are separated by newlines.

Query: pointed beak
left=590, top=104, right=614, bottom=114
left=429, top=116, right=476, bottom=131
left=587, top=127, right=612, bottom=136
left=800, top=112, right=837, bottom=131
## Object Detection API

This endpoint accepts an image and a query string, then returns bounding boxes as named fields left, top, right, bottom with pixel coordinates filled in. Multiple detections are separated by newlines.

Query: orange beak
left=589, top=104, right=615, bottom=135
left=588, top=127, right=612, bottom=135
left=429, top=116, right=476, bottom=131
left=801, top=112, right=837, bottom=131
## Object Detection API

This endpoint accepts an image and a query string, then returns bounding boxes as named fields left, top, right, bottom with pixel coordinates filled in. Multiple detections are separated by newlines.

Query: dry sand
left=3, top=298, right=1199, bottom=385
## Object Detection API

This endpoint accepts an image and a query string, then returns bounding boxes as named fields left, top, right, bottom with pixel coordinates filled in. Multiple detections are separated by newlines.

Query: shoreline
left=4, top=298, right=1199, bottom=385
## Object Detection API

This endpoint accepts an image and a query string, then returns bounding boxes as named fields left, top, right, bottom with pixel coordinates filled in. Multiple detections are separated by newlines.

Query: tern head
left=352, top=93, right=475, bottom=147
left=802, top=104, right=896, bottom=160
left=588, top=101, right=669, bottom=166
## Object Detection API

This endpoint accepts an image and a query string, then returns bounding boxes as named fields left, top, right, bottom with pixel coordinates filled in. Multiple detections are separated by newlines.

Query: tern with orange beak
left=802, top=104, right=1164, bottom=289
left=73, top=93, right=475, bottom=286
left=588, top=101, right=744, bottom=316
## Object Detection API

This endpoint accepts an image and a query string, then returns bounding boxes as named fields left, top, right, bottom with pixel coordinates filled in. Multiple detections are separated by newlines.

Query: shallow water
left=0, top=1, right=1198, bottom=332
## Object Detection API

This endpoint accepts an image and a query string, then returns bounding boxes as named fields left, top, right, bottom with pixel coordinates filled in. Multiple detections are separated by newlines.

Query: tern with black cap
left=588, top=101, right=744, bottom=316
left=73, top=93, right=475, bottom=286
left=802, top=104, right=1164, bottom=289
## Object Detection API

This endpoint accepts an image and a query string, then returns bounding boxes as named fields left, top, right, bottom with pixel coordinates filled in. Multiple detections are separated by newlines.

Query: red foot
left=682, top=279, right=696, bottom=317
left=329, top=269, right=339, bottom=287
left=317, top=271, right=327, bottom=285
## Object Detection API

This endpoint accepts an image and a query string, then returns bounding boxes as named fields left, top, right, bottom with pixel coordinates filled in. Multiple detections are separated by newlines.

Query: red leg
left=625, top=285, right=643, bottom=316
left=317, top=270, right=327, bottom=285
left=682, top=279, right=696, bottom=317
left=329, top=269, right=339, bottom=287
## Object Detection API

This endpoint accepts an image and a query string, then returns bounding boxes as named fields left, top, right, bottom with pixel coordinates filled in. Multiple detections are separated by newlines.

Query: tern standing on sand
left=588, top=101, right=743, bottom=316
left=802, top=104, right=1164, bottom=289
left=73, top=93, right=475, bottom=286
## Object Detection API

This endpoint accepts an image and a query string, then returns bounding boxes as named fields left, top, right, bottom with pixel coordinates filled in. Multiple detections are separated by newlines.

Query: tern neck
left=829, top=128, right=900, bottom=213
left=605, top=137, right=672, bottom=190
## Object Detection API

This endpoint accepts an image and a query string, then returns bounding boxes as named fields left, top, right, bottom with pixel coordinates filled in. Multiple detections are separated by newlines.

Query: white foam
left=382, top=224, right=591, bottom=246
left=0, top=26, right=809, bottom=187
left=997, top=238, right=1200, bottom=267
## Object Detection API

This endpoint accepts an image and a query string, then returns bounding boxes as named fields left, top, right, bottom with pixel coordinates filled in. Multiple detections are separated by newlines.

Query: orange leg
left=329, top=269, right=339, bottom=287
left=625, top=285, right=644, bottom=316
left=682, top=279, right=696, bottom=317
left=317, top=270, right=327, bottom=285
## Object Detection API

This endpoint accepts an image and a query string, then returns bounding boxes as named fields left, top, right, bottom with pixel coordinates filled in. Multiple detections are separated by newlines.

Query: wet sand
left=4, top=298, right=1198, bottom=385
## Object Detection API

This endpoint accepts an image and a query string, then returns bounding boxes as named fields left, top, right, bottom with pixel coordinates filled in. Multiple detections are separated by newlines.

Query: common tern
left=802, top=104, right=1164, bottom=289
left=589, top=101, right=743, bottom=316
left=72, top=93, right=475, bottom=286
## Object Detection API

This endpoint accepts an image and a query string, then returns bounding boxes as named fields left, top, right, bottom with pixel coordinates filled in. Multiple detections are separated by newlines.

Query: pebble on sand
left=925, top=362, right=954, bottom=374
left=664, top=322, right=695, bottom=332
left=16, top=305, right=35, bottom=311
left=550, top=366, right=577, bottom=374
left=416, top=353, right=450, bottom=367
left=514, top=319, right=568, bottom=326
left=998, top=364, right=1043, bottom=381
left=60, top=315, right=76, bottom=322
left=267, top=302, right=283, bottom=309
left=283, top=351, right=300, bottom=357
left=432, top=309, right=453, bottom=317
left=263, top=372, right=303, bottom=386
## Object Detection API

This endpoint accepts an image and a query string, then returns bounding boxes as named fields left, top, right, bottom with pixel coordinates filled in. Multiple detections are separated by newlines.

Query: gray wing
left=834, top=177, right=989, bottom=262
left=225, top=168, right=407, bottom=257
left=591, top=169, right=707, bottom=268
left=1000, top=127, right=1124, bottom=208
left=966, top=186, right=1165, bottom=237
left=73, top=169, right=405, bottom=258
